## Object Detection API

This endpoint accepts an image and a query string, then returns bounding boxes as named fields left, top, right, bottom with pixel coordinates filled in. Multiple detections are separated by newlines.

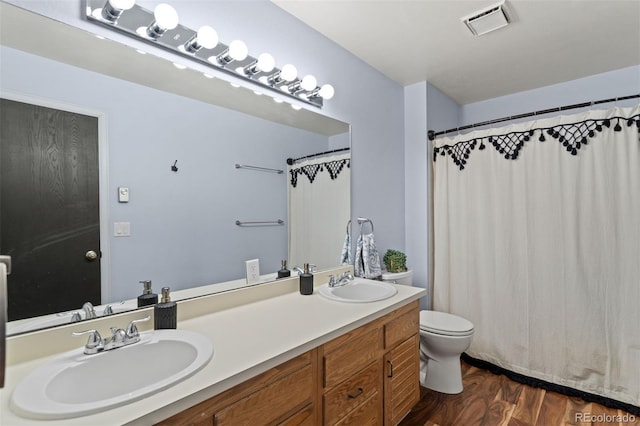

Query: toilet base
left=420, top=355, right=464, bottom=394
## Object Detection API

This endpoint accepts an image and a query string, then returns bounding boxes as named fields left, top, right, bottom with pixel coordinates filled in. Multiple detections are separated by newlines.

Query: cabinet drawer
left=214, top=364, right=313, bottom=425
left=324, top=361, right=381, bottom=425
left=279, top=403, right=315, bottom=426
left=334, top=391, right=382, bottom=426
left=323, top=327, right=383, bottom=388
left=384, top=302, right=419, bottom=349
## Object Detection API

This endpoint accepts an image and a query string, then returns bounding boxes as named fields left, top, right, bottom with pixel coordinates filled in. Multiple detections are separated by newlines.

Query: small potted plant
left=383, top=249, right=407, bottom=273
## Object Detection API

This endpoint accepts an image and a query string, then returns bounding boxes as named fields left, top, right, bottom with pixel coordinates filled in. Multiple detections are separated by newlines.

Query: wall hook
left=171, top=160, right=178, bottom=172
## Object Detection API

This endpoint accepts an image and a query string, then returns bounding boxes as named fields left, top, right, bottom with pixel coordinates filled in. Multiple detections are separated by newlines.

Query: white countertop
left=1, top=278, right=425, bottom=425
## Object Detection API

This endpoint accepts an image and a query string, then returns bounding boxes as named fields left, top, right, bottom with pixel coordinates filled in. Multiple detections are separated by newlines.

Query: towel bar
left=236, top=220, right=284, bottom=226
left=235, top=164, right=283, bottom=174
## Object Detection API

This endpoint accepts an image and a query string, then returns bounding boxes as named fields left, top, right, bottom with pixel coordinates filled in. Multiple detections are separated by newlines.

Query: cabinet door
left=384, top=334, right=420, bottom=426
left=214, top=364, right=314, bottom=425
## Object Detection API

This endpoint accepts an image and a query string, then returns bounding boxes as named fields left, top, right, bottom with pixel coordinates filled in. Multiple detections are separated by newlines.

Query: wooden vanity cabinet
left=156, top=350, right=318, bottom=426
left=319, top=300, right=420, bottom=426
left=156, top=300, right=420, bottom=426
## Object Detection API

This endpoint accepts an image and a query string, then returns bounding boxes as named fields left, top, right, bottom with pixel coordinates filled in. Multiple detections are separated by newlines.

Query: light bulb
left=256, top=53, right=275, bottom=73
left=318, top=84, right=335, bottom=100
left=300, top=75, right=317, bottom=91
left=108, top=0, right=135, bottom=10
left=280, top=64, right=297, bottom=82
left=154, top=3, right=179, bottom=30
left=101, top=0, right=135, bottom=22
left=228, top=40, right=248, bottom=61
left=196, top=26, right=218, bottom=49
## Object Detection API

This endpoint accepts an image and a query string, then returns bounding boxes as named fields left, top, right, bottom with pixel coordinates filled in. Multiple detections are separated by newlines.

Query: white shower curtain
left=432, top=106, right=640, bottom=406
left=288, top=153, right=350, bottom=271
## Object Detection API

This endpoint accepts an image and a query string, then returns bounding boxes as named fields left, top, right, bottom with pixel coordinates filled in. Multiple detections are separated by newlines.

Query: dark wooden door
left=0, top=98, right=101, bottom=321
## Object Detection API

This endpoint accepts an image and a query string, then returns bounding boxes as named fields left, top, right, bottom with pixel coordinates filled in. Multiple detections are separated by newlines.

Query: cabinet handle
left=347, top=387, right=364, bottom=399
left=387, top=360, right=394, bottom=378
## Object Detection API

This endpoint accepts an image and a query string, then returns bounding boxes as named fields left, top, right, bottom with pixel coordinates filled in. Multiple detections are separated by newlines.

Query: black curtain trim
left=433, top=112, right=640, bottom=170
left=289, top=158, right=350, bottom=188
left=461, top=353, right=640, bottom=416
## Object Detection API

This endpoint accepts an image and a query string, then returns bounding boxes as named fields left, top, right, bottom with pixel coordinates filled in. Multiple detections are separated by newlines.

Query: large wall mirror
left=0, top=2, right=350, bottom=336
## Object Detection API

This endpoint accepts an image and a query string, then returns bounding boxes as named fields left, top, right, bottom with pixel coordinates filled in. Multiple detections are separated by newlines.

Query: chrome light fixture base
left=84, top=0, right=328, bottom=108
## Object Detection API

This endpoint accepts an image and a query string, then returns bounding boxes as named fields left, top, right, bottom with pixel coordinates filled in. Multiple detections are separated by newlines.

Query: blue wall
left=461, top=66, right=640, bottom=126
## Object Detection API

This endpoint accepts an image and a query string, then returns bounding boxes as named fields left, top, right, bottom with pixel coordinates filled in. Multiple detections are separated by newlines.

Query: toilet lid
left=420, top=311, right=474, bottom=335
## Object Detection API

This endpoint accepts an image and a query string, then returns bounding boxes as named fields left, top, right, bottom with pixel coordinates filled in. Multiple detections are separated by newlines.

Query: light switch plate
left=114, top=222, right=131, bottom=236
left=245, top=259, right=260, bottom=285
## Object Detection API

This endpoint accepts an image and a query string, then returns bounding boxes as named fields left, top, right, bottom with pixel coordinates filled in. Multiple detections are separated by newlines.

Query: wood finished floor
left=399, top=361, right=639, bottom=426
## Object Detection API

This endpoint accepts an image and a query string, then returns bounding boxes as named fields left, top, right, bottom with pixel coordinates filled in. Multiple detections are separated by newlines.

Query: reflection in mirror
left=0, top=3, right=350, bottom=335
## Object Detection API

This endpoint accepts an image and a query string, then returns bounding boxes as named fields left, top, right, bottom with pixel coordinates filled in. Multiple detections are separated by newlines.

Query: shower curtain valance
left=289, top=157, right=350, bottom=187
left=433, top=111, right=640, bottom=170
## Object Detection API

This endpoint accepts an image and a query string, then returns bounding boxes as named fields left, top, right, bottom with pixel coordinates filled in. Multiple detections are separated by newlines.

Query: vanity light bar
left=85, top=0, right=334, bottom=108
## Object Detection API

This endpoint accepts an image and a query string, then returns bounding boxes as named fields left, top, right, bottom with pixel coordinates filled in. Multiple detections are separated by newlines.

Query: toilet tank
left=381, top=270, right=413, bottom=286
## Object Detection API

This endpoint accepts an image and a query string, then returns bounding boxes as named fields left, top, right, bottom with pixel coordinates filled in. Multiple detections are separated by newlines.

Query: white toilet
left=381, top=270, right=474, bottom=394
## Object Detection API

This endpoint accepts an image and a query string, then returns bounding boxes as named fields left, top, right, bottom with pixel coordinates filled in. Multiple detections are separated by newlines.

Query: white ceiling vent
left=462, top=1, right=511, bottom=36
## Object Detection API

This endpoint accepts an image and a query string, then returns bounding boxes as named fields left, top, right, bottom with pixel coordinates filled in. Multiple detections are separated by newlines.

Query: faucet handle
left=72, top=329, right=104, bottom=354
left=340, top=271, right=354, bottom=281
left=103, top=305, right=114, bottom=316
left=328, top=275, right=339, bottom=287
left=126, top=316, right=151, bottom=339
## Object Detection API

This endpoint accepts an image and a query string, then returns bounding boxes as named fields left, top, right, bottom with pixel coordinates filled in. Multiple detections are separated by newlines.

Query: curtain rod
left=427, top=94, right=640, bottom=141
left=286, top=147, right=350, bottom=165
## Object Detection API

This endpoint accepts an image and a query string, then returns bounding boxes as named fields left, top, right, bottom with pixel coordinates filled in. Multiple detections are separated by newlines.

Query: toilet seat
left=420, top=311, right=474, bottom=336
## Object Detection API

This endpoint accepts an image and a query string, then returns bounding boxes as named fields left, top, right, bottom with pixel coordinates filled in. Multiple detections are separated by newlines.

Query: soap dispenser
left=299, top=263, right=313, bottom=295
left=137, top=280, right=158, bottom=307
left=278, top=259, right=291, bottom=279
left=154, top=287, right=177, bottom=330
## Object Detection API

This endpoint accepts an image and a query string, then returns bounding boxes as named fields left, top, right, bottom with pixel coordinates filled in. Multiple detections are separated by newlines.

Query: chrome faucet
left=82, top=302, right=96, bottom=319
left=328, top=271, right=354, bottom=287
left=292, top=264, right=316, bottom=275
left=73, top=316, right=150, bottom=355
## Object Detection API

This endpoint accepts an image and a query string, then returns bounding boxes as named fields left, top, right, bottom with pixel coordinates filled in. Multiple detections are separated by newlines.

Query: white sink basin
left=11, top=329, right=213, bottom=419
left=319, top=278, right=398, bottom=303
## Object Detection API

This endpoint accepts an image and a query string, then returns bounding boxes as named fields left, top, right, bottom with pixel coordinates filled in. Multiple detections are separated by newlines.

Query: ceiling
left=272, top=0, right=640, bottom=105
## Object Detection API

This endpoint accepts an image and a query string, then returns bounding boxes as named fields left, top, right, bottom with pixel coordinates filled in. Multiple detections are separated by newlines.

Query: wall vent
left=461, top=1, right=511, bottom=36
